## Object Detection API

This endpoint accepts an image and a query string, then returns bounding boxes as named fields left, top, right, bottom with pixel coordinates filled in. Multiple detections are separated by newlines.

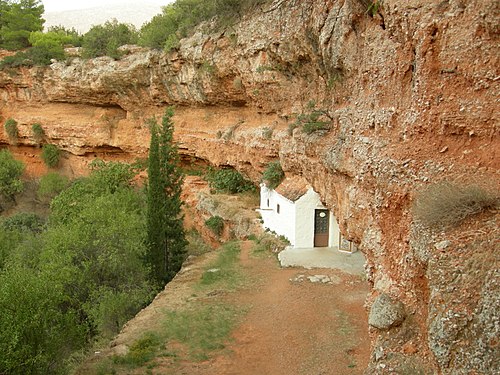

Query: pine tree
left=0, top=0, right=45, bottom=50
left=146, top=107, right=187, bottom=287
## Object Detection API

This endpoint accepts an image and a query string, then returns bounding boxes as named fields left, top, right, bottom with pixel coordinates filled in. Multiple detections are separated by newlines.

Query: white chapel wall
left=260, top=184, right=341, bottom=249
left=259, top=184, right=296, bottom=245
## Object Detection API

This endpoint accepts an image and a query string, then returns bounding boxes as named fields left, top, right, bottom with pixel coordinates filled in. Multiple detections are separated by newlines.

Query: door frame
left=313, top=209, right=330, bottom=247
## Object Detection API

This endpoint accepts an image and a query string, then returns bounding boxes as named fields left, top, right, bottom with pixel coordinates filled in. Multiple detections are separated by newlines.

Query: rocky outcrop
left=369, top=293, right=406, bottom=330
left=0, top=0, right=498, bottom=373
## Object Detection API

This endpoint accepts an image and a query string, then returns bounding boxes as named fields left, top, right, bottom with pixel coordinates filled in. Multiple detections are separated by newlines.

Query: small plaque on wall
left=339, top=234, right=358, bottom=253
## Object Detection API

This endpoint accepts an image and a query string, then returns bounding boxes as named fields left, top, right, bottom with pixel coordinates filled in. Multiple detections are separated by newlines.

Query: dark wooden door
left=314, top=209, right=329, bottom=247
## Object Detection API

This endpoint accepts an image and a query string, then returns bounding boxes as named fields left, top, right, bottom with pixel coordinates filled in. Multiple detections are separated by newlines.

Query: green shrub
left=413, top=181, right=499, bottom=228
left=206, top=168, right=254, bottom=194
left=31, top=123, right=44, bottom=144
left=86, top=287, right=153, bottom=339
left=82, top=20, right=138, bottom=59
left=0, top=149, right=24, bottom=199
left=29, top=29, right=80, bottom=51
left=0, top=45, right=65, bottom=68
left=294, top=109, right=331, bottom=134
left=139, top=0, right=269, bottom=51
left=113, top=332, right=161, bottom=367
left=251, top=232, right=290, bottom=255
left=41, top=144, right=60, bottom=168
left=205, top=216, right=224, bottom=237
left=46, top=26, right=83, bottom=46
left=262, top=161, right=284, bottom=190
left=262, top=127, right=273, bottom=139
left=290, top=101, right=332, bottom=135
left=1, top=212, right=45, bottom=233
left=37, top=172, right=69, bottom=199
left=89, top=159, right=134, bottom=193
left=4, top=118, right=18, bottom=143
left=186, top=229, right=211, bottom=256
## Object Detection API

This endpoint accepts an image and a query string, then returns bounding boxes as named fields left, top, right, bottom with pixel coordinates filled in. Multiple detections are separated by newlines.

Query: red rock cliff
left=0, top=0, right=498, bottom=373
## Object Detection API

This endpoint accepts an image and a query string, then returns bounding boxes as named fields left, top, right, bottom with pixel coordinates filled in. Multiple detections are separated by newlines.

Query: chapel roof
left=275, top=176, right=309, bottom=202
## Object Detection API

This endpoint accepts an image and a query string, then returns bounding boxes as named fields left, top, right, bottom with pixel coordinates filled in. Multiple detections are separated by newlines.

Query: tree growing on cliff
left=41, top=144, right=60, bottom=168
left=146, top=108, right=187, bottom=287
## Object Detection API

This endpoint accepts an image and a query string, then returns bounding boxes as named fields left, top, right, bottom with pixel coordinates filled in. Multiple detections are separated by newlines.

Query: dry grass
left=413, top=181, right=498, bottom=228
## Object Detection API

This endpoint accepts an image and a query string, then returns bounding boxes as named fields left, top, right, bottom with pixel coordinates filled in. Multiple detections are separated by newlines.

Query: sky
left=42, top=0, right=172, bottom=13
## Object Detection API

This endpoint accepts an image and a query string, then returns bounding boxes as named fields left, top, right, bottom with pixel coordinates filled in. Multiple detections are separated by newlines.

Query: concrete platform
left=278, top=246, right=366, bottom=276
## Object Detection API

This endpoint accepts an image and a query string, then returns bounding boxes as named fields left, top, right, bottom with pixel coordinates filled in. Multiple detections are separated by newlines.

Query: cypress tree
left=146, top=107, right=187, bottom=287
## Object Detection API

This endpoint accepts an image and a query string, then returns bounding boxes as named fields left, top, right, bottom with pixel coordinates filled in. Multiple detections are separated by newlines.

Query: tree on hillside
left=0, top=149, right=24, bottom=201
left=82, top=19, right=138, bottom=59
left=146, top=107, right=187, bottom=287
left=0, top=0, right=45, bottom=50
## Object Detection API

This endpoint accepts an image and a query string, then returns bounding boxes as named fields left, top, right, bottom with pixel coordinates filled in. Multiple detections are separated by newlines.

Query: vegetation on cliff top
left=139, top=0, right=269, bottom=50
left=0, top=0, right=270, bottom=68
left=0, top=0, right=44, bottom=50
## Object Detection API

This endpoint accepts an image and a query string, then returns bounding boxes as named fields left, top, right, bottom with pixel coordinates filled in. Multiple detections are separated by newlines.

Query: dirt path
left=80, top=241, right=370, bottom=374
left=173, top=241, right=371, bottom=375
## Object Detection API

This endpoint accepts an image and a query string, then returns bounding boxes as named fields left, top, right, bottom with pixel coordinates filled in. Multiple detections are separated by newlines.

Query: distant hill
left=43, top=2, right=163, bottom=33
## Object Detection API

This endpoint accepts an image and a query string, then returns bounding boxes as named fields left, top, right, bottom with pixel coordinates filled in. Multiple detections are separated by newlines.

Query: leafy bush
left=50, top=161, right=137, bottom=225
left=0, top=158, right=153, bottom=374
left=205, top=215, right=224, bottom=237
left=46, top=26, right=83, bottom=46
left=288, top=100, right=331, bottom=134
left=0, top=149, right=24, bottom=199
left=413, top=181, right=499, bottom=228
left=82, top=20, right=138, bottom=59
left=41, top=143, right=60, bottom=168
left=89, top=159, right=134, bottom=193
left=113, top=332, right=161, bottom=367
left=262, top=161, right=284, bottom=189
left=139, top=0, right=269, bottom=50
left=86, top=286, right=153, bottom=339
left=293, top=109, right=331, bottom=135
left=186, top=229, right=211, bottom=256
left=0, top=45, right=65, bottom=68
left=0, top=265, right=87, bottom=375
left=37, top=172, right=69, bottom=199
left=4, top=118, right=18, bottom=143
left=0, top=25, right=82, bottom=67
left=31, top=122, right=44, bottom=144
left=251, top=232, right=290, bottom=255
left=29, top=29, right=81, bottom=50
left=206, top=168, right=255, bottom=194
left=1, top=212, right=45, bottom=233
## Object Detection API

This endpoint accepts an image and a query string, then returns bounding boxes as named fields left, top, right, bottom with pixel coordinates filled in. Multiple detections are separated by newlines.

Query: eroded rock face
left=369, top=293, right=406, bottom=330
left=0, top=0, right=498, bottom=373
